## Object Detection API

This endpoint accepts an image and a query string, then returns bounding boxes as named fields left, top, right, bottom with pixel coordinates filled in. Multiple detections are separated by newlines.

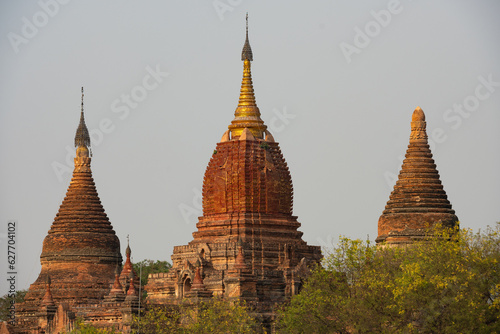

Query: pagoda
left=146, top=16, right=322, bottom=320
left=15, top=89, right=138, bottom=333
left=376, top=107, right=459, bottom=245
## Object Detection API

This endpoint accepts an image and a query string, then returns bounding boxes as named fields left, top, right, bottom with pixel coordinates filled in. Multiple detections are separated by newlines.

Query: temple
left=376, top=107, right=459, bottom=245
left=7, top=17, right=467, bottom=334
left=145, top=16, right=322, bottom=323
left=14, top=89, right=140, bottom=334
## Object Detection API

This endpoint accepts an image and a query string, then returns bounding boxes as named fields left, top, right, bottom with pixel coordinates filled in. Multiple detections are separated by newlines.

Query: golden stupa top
left=228, top=14, right=267, bottom=139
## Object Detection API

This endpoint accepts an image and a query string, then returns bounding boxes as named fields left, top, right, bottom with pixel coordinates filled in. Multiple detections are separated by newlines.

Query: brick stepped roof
left=41, top=95, right=121, bottom=263
left=377, top=107, right=458, bottom=244
left=41, top=150, right=119, bottom=259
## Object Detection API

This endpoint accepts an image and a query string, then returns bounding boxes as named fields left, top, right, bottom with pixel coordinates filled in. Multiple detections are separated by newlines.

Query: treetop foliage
left=0, top=289, right=26, bottom=322
left=132, top=297, right=263, bottom=334
left=132, top=259, right=172, bottom=287
left=68, top=319, right=119, bottom=334
left=278, top=224, right=500, bottom=333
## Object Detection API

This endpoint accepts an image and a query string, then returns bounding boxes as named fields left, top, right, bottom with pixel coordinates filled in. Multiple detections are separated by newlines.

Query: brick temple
left=6, top=19, right=465, bottom=334
left=376, top=107, right=459, bottom=245
left=14, top=90, right=140, bottom=334
left=145, top=19, right=322, bottom=322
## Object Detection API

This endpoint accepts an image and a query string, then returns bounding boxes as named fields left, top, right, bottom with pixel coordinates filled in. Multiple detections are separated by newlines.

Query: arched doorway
left=183, top=275, right=192, bottom=295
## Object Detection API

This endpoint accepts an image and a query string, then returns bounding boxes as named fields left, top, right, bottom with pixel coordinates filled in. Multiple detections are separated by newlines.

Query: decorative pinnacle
left=42, top=274, right=55, bottom=306
left=410, top=106, right=428, bottom=141
left=412, top=106, right=425, bottom=121
left=74, top=87, right=91, bottom=149
left=228, top=14, right=267, bottom=139
left=126, top=234, right=131, bottom=257
left=241, top=13, right=253, bottom=61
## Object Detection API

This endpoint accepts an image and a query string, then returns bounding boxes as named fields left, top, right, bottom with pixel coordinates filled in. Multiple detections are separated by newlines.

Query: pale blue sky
left=1, top=0, right=499, bottom=294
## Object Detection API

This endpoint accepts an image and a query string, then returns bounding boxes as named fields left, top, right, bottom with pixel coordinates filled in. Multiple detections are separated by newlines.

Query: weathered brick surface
left=14, top=110, right=133, bottom=333
left=201, top=140, right=292, bottom=216
left=376, top=107, right=459, bottom=245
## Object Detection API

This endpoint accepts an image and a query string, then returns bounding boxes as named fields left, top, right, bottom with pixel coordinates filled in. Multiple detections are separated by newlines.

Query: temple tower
left=376, top=107, right=459, bottom=245
left=146, top=16, right=321, bottom=319
left=16, top=89, right=123, bottom=333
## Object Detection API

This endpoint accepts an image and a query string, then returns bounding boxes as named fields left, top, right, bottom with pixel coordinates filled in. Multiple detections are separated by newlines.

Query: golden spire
left=74, top=87, right=91, bottom=156
left=228, top=14, right=267, bottom=139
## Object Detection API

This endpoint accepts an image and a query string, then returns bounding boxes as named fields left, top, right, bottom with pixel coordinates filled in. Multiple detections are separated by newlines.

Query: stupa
left=14, top=89, right=138, bottom=333
left=376, top=107, right=459, bottom=245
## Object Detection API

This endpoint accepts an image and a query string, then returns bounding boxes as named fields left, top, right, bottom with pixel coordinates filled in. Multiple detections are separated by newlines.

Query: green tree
left=133, top=260, right=171, bottom=286
left=68, top=319, right=118, bottom=334
left=132, top=298, right=262, bottom=334
left=278, top=225, right=500, bottom=333
left=184, top=297, right=262, bottom=334
left=132, top=305, right=182, bottom=334
left=132, top=259, right=171, bottom=299
left=0, top=289, right=26, bottom=322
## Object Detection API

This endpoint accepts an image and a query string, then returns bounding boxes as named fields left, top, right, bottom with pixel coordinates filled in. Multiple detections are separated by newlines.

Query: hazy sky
left=1, top=0, right=499, bottom=295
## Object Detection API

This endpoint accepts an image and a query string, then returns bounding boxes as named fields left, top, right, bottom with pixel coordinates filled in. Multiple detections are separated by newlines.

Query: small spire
left=41, top=274, right=55, bottom=307
left=241, top=13, right=253, bottom=61
left=410, top=106, right=428, bottom=141
left=120, top=235, right=137, bottom=282
left=192, top=267, right=205, bottom=290
left=126, top=276, right=138, bottom=296
left=74, top=87, right=91, bottom=149
left=126, top=234, right=131, bottom=257
left=110, top=266, right=123, bottom=293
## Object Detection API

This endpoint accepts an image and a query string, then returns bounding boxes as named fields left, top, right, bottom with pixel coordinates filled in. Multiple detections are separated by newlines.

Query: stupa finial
left=126, top=234, right=131, bottom=257
left=410, top=106, right=427, bottom=141
left=74, top=87, right=91, bottom=149
left=241, top=13, right=253, bottom=61
left=228, top=14, right=267, bottom=139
